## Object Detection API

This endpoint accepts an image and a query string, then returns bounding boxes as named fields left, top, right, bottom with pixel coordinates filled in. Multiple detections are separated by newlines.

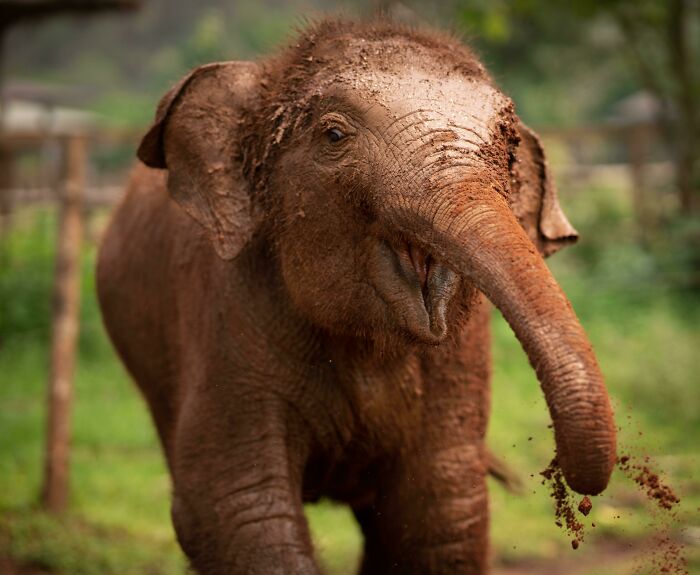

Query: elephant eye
left=326, top=127, right=346, bottom=143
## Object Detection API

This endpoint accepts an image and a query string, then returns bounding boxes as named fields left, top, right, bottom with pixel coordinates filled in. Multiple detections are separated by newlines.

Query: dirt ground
left=0, top=538, right=665, bottom=575
left=0, top=557, right=52, bottom=575
left=491, top=539, right=641, bottom=575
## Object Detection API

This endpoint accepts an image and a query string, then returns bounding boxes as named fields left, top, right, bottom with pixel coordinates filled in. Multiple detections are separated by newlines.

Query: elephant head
left=137, top=21, right=616, bottom=496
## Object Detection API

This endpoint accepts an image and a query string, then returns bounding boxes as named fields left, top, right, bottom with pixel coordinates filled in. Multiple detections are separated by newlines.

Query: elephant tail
left=487, top=449, right=524, bottom=494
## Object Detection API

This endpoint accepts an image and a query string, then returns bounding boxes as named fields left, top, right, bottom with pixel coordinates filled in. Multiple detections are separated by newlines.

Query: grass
left=1, top=192, right=698, bottom=574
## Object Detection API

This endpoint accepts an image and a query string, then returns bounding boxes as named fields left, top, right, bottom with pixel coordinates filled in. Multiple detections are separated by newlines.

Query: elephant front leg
left=353, top=302, right=493, bottom=574
left=170, top=389, right=320, bottom=575
left=355, top=443, right=490, bottom=575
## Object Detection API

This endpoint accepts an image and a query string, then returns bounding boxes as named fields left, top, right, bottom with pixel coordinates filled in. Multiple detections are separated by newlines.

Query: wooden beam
left=41, top=134, right=86, bottom=512
left=1, top=0, right=140, bottom=28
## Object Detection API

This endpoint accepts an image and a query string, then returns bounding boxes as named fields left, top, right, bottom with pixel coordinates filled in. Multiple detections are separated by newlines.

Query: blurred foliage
left=452, top=0, right=699, bottom=214
left=555, top=184, right=700, bottom=294
left=453, top=0, right=635, bottom=125
left=3, top=0, right=687, bottom=126
left=6, top=0, right=697, bottom=219
left=6, top=0, right=697, bottom=213
left=5, top=0, right=329, bottom=128
left=0, top=210, right=109, bottom=357
left=0, top=211, right=54, bottom=348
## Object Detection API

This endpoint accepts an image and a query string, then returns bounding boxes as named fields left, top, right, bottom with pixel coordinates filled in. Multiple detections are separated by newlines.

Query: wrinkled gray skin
left=97, top=21, right=616, bottom=575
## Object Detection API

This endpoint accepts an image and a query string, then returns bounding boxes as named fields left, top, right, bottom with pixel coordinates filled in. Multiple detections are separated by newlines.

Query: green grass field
left=1, top=187, right=699, bottom=574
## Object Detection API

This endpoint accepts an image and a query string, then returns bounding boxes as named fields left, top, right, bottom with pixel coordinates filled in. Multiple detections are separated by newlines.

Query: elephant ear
left=511, top=122, right=578, bottom=257
left=137, top=61, right=260, bottom=260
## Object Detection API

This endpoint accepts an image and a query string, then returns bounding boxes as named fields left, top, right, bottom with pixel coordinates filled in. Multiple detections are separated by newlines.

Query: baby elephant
left=97, top=19, right=616, bottom=575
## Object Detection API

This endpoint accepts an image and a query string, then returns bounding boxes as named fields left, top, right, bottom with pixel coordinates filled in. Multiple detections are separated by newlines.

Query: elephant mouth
left=395, top=241, right=437, bottom=309
left=407, top=242, right=431, bottom=289
left=369, top=237, right=459, bottom=344
left=397, top=240, right=460, bottom=342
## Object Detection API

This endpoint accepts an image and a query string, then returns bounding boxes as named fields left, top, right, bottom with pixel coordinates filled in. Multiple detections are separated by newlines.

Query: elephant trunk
left=401, top=187, right=617, bottom=495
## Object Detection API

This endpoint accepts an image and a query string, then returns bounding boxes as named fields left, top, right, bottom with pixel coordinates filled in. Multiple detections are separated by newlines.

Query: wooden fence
left=0, top=127, right=138, bottom=512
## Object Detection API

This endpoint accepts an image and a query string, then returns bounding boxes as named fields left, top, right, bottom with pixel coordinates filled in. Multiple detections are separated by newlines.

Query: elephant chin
left=368, top=238, right=459, bottom=344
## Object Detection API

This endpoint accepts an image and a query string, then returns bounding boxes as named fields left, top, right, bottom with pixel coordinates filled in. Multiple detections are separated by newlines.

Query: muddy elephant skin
left=97, top=20, right=617, bottom=575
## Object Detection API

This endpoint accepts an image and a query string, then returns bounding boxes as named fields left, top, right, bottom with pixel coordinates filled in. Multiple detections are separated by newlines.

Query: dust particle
left=617, top=455, right=680, bottom=511
left=617, top=454, right=687, bottom=574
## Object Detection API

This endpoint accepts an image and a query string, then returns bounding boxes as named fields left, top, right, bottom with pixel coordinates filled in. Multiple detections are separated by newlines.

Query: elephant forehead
left=333, top=69, right=510, bottom=149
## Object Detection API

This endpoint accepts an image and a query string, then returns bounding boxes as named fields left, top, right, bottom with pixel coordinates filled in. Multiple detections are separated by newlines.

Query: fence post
left=41, top=134, right=86, bottom=512
left=627, top=124, right=653, bottom=244
left=0, top=141, right=12, bottom=241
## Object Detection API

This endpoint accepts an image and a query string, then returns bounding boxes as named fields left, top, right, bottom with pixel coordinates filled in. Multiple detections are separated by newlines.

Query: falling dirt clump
left=541, top=458, right=585, bottom=550
left=618, top=455, right=680, bottom=511
left=578, top=495, right=592, bottom=516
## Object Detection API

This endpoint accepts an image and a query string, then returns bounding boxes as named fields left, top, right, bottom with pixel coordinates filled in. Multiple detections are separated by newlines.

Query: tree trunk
left=669, top=0, right=698, bottom=214
left=0, top=141, right=12, bottom=243
left=628, top=124, right=653, bottom=244
left=0, top=27, right=13, bottom=243
left=615, top=1, right=698, bottom=216
left=41, top=135, right=86, bottom=512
